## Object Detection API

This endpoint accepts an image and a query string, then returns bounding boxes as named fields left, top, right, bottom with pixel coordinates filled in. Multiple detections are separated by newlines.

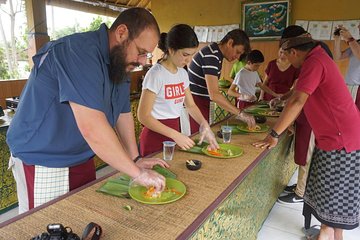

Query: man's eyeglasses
left=133, top=39, right=153, bottom=59
left=138, top=52, right=153, bottom=59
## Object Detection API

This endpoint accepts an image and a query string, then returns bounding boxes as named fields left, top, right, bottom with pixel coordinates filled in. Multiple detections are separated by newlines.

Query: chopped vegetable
left=207, top=149, right=223, bottom=156
left=227, top=149, right=234, bottom=156
left=186, top=160, right=196, bottom=166
left=123, top=205, right=132, bottom=211
left=144, top=186, right=162, bottom=199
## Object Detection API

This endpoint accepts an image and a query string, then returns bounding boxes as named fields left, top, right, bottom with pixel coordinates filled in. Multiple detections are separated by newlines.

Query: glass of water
left=163, top=141, right=176, bottom=161
left=221, top=126, right=232, bottom=143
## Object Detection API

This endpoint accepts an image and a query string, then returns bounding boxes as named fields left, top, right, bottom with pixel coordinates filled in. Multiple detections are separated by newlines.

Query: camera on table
left=333, top=27, right=341, bottom=36
left=31, top=223, right=80, bottom=240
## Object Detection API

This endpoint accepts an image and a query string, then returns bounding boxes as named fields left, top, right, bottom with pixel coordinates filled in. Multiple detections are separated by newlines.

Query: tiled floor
left=257, top=171, right=360, bottom=240
left=1, top=167, right=360, bottom=240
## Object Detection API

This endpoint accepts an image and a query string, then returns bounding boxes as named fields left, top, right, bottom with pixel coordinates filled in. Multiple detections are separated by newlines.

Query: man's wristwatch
left=346, top=37, right=355, bottom=44
left=269, top=129, right=280, bottom=138
left=133, top=155, right=142, bottom=163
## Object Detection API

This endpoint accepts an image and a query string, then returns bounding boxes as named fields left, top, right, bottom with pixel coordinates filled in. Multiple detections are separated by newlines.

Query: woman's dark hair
left=246, top=50, right=264, bottom=63
left=110, top=7, right=160, bottom=41
left=281, top=25, right=316, bottom=51
left=158, top=24, right=199, bottom=53
left=220, top=29, right=250, bottom=53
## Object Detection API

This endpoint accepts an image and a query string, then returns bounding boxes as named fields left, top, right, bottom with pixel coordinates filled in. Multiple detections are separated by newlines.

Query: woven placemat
left=0, top=118, right=276, bottom=239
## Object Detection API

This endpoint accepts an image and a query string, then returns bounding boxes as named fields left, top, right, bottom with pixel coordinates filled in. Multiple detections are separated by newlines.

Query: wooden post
left=25, top=0, right=50, bottom=67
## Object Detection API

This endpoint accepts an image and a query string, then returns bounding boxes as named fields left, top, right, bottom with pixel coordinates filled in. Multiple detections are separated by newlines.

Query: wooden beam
left=45, top=0, right=123, bottom=17
left=25, top=0, right=50, bottom=67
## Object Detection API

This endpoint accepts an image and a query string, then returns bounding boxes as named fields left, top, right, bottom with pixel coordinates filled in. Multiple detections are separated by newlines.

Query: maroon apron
left=189, top=95, right=210, bottom=134
left=139, top=118, right=180, bottom=157
left=237, top=100, right=255, bottom=109
left=294, top=111, right=312, bottom=166
left=355, top=87, right=360, bottom=111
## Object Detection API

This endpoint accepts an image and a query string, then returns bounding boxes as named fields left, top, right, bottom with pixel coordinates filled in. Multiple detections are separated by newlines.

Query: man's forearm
left=211, top=92, right=240, bottom=115
left=116, top=113, right=139, bottom=159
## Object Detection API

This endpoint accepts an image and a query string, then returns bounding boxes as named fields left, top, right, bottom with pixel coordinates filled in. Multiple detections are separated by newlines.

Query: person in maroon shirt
left=254, top=26, right=360, bottom=240
left=260, top=48, right=300, bottom=101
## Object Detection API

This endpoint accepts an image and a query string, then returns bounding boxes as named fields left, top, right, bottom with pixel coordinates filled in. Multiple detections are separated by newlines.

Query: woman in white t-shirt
left=138, top=24, right=218, bottom=156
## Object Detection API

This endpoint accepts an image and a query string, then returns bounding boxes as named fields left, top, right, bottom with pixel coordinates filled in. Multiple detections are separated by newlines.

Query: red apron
left=139, top=118, right=180, bottom=157
left=237, top=100, right=255, bottom=109
left=189, top=95, right=210, bottom=134
left=294, top=111, right=312, bottom=166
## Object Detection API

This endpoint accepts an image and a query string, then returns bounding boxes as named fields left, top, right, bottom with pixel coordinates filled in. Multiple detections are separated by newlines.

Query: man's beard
left=109, top=42, right=140, bottom=84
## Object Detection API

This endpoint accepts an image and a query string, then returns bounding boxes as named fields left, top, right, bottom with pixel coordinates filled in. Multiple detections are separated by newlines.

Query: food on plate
left=248, top=125, right=261, bottom=131
left=144, top=186, right=162, bottom=199
left=207, top=148, right=233, bottom=157
left=144, top=186, right=182, bottom=199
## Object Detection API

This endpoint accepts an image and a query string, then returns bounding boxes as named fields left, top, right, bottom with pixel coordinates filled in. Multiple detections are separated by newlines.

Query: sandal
left=302, top=225, right=320, bottom=240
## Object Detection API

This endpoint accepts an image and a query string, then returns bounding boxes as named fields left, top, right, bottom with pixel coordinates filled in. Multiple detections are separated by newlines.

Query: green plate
left=257, top=110, right=281, bottom=117
left=181, top=139, right=222, bottom=154
left=201, top=143, right=244, bottom=159
left=220, top=124, right=248, bottom=135
left=129, top=178, right=186, bottom=205
left=237, top=123, right=270, bottom=133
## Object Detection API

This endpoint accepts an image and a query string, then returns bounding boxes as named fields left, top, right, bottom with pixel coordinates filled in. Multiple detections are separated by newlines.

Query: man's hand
left=252, top=135, right=279, bottom=149
left=136, top=157, right=169, bottom=169
left=236, top=111, right=256, bottom=129
left=131, top=169, right=166, bottom=192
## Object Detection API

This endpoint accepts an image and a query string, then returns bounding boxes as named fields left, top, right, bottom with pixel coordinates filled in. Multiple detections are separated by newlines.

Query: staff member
left=254, top=26, right=360, bottom=240
left=187, top=29, right=255, bottom=134
left=138, top=24, right=218, bottom=156
left=6, top=8, right=167, bottom=213
left=333, top=22, right=360, bottom=110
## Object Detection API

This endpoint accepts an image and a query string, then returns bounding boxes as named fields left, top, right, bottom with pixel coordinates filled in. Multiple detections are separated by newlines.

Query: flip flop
left=302, top=225, right=320, bottom=240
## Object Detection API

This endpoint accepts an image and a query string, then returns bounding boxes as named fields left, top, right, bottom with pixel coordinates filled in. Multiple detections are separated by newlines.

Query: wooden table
left=0, top=117, right=296, bottom=240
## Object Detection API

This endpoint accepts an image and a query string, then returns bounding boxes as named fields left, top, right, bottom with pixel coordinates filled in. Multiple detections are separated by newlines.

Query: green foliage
left=0, top=48, right=10, bottom=80
left=50, top=16, right=112, bottom=40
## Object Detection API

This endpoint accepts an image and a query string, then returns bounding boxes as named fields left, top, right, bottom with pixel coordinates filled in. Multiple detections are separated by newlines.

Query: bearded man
left=7, top=7, right=167, bottom=213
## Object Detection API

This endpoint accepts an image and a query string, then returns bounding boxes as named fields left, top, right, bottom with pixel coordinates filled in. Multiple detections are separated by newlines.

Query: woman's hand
left=172, top=133, right=195, bottom=150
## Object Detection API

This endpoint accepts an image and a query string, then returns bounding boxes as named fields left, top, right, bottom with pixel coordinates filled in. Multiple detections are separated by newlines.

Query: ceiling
left=46, top=0, right=152, bottom=17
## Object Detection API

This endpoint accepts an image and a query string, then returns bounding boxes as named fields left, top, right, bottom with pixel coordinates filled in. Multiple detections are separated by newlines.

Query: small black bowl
left=255, top=115, right=267, bottom=124
left=186, top=159, right=202, bottom=171
left=216, top=130, right=223, bottom=138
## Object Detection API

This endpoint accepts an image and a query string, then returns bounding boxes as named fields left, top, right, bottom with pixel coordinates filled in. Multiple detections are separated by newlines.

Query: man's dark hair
left=110, top=7, right=160, bottom=40
left=281, top=25, right=316, bottom=51
left=220, top=29, right=250, bottom=53
left=246, top=50, right=264, bottom=63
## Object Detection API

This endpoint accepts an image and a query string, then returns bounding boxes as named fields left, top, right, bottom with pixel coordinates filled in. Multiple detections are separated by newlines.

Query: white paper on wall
left=194, top=26, right=208, bottom=43
left=332, top=20, right=360, bottom=40
left=295, top=20, right=309, bottom=31
left=307, top=21, right=333, bottom=40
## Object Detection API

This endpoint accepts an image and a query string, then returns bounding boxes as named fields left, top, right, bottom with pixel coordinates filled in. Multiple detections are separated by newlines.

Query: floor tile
left=257, top=225, right=303, bottom=240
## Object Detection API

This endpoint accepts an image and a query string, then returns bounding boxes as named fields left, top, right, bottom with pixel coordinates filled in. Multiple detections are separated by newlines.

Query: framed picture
left=241, top=0, right=291, bottom=40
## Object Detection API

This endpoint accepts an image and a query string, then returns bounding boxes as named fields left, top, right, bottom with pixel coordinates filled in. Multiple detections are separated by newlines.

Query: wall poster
left=241, top=0, right=291, bottom=40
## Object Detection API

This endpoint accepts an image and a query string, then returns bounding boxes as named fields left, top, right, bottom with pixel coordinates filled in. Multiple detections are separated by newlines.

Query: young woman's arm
left=184, top=89, right=219, bottom=150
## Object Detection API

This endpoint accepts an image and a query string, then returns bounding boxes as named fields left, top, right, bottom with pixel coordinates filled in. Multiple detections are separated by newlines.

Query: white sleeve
left=255, top=72, right=261, bottom=84
left=180, top=68, right=190, bottom=89
left=233, top=71, right=241, bottom=86
left=142, top=66, right=162, bottom=94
